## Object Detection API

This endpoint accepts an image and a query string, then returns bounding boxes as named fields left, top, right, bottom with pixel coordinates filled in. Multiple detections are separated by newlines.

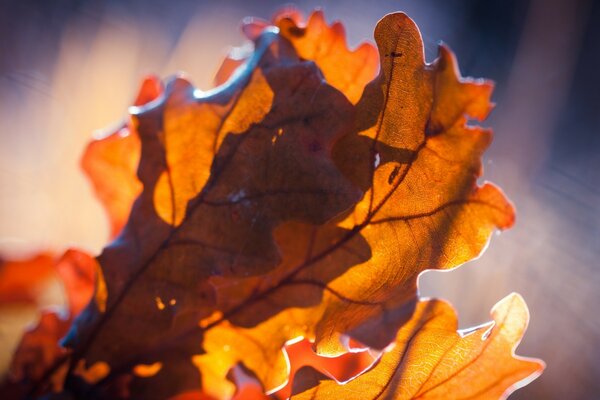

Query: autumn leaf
left=0, top=253, right=54, bottom=305
left=195, top=12, right=515, bottom=397
left=81, top=76, right=162, bottom=239
left=287, top=294, right=544, bottom=400
left=2, top=249, right=96, bottom=397
left=9, top=250, right=96, bottom=374
left=239, top=9, right=379, bottom=105
left=61, top=27, right=362, bottom=400
left=316, top=12, right=513, bottom=352
left=71, top=10, right=513, bottom=398
left=1, top=8, right=543, bottom=400
left=270, top=338, right=378, bottom=400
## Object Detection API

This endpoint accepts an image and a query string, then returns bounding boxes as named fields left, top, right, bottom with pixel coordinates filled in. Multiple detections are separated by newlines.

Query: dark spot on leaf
left=287, top=26, right=306, bottom=38
left=425, top=120, right=443, bottom=137
left=386, top=51, right=403, bottom=58
left=388, top=165, right=401, bottom=184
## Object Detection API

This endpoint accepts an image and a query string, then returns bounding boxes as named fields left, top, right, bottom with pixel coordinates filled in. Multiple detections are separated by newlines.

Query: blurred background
left=0, top=0, right=598, bottom=398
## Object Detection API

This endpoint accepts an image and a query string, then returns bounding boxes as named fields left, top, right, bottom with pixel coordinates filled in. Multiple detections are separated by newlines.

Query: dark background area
left=0, top=0, right=598, bottom=398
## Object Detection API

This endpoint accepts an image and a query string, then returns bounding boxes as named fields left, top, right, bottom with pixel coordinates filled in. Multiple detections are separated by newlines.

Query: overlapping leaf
left=194, top=12, right=516, bottom=398
left=2, top=249, right=96, bottom=397
left=0, top=253, right=54, bottom=305
left=240, top=9, right=379, bottom=105
left=1, top=9, right=543, bottom=400
left=317, top=13, right=513, bottom=352
left=289, top=294, right=544, bottom=400
left=81, top=76, right=162, bottom=238
left=63, top=26, right=362, bottom=399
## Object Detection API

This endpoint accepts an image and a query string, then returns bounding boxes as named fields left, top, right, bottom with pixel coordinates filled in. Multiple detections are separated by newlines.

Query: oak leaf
left=288, top=294, right=544, bottom=400
left=239, top=9, right=379, bottom=105
left=1, top=8, right=544, bottom=400
left=63, top=27, right=361, bottom=400
left=196, top=13, right=515, bottom=397
left=81, top=76, right=162, bottom=238
left=0, top=253, right=54, bottom=305
left=70, top=10, right=516, bottom=399
left=2, top=249, right=96, bottom=397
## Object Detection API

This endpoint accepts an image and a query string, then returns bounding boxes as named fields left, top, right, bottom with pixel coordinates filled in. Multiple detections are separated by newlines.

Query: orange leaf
left=4, top=9, right=543, bottom=400
left=61, top=26, right=361, bottom=400
left=197, top=17, right=515, bottom=396
left=0, top=253, right=54, bottom=305
left=271, top=337, right=377, bottom=399
left=81, top=76, right=162, bottom=238
left=138, top=11, right=518, bottom=399
left=275, top=9, right=379, bottom=104
left=55, top=249, right=98, bottom=316
left=289, top=294, right=544, bottom=399
left=7, top=249, right=97, bottom=391
left=316, top=12, right=513, bottom=352
left=219, top=9, right=379, bottom=105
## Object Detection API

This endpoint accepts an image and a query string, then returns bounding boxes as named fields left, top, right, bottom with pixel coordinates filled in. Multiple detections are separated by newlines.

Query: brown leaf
left=233, top=10, right=379, bottom=105
left=316, top=12, right=513, bottom=352
left=8, top=250, right=96, bottom=386
left=0, top=249, right=93, bottom=395
left=0, top=253, right=54, bottom=305
left=81, top=76, right=162, bottom=238
left=271, top=338, right=377, bottom=400
left=196, top=14, right=515, bottom=396
left=11, top=9, right=542, bottom=400
left=9, top=311, right=69, bottom=384
left=275, top=9, right=379, bottom=104
left=289, top=294, right=544, bottom=399
left=55, top=249, right=98, bottom=316
left=62, top=27, right=360, bottom=400
left=157, top=11, right=515, bottom=398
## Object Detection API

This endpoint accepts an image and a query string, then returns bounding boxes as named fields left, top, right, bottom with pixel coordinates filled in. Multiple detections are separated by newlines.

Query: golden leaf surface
left=217, top=9, right=378, bottom=106
left=61, top=27, right=360, bottom=400
left=195, top=13, right=515, bottom=398
left=2, top=9, right=543, bottom=400
left=146, top=11, right=516, bottom=399
left=316, top=12, right=513, bottom=352
left=290, top=294, right=544, bottom=400
left=81, top=76, right=162, bottom=238
left=246, top=9, right=379, bottom=105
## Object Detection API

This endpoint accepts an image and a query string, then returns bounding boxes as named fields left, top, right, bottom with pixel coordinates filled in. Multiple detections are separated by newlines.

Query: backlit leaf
left=196, top=14, right=515, bottom=397
left=81, top=76, right=162, bottom=238
left=0, top=253, right=54, bottom=305
left=62, top=27, right=360, bottom=399
left=289, top=294, right=544, bottom=400
left=1, top=8, right=543, bottom=400
left=5, top=250, right=96, bottom=396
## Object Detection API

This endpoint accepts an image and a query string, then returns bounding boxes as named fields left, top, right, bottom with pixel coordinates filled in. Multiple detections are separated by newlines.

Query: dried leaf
left=289, top=294, right=544, bottom=399
left=0, top=253, right=54, bottom=305
left=271, top=338, right=377, bottom=400
left=55, top=249, right=98, bottom=317
left=8, top=250, right=96, bottom=385
left=63, top=28, right=360, bottom=399
left=71, top=10, right=513, bottom=398
left=9, top=311, right=69, bottom=383
left=2, top=9, right=543, bottom=400
left=81, top=76, right=162, bottom=238
left=277, top=10, right=378, bottom=104
left=240, top=10, right=379, bottom=104
left=319, top=12, right=514, bottom=351
left=195, top=13, right=515, bottom=397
